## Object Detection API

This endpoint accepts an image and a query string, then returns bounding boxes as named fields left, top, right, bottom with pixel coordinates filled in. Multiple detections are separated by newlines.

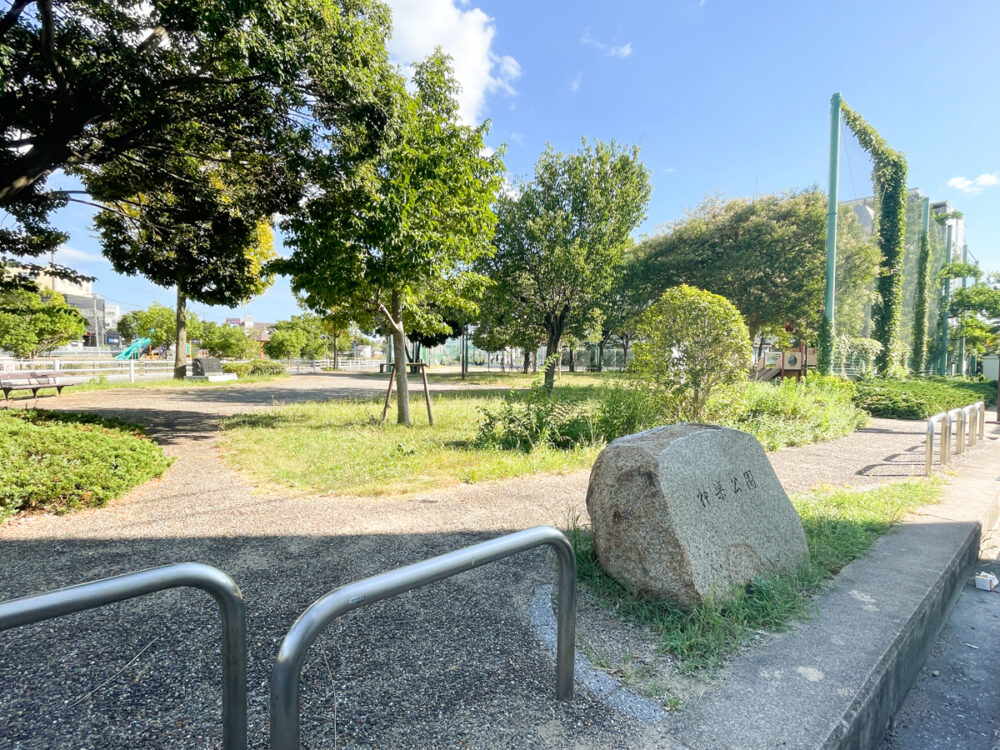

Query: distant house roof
left=247, top=322, right=274, bottom=342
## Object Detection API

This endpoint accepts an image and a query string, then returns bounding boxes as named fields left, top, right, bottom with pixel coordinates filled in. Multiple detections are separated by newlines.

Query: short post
left=965, top=405, right=978, bottom=449
left=129, top=359, right=135, bottom=384
left=926, top=416, right=937, bottom=476
left=949, top=408, right=964, bottom=456
left=943, top=412, right=952, bottom=465
left=978, top=401, right=986, bottom=441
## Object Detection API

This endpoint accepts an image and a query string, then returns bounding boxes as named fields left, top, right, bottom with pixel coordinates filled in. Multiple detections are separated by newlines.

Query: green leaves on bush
left=853, top=377, right=996, bottom=419
left=221, top=360, right=287, bottom=377
left=0, top=410, right=171, bottom=520
left=477, top=383, right=599, bottom=451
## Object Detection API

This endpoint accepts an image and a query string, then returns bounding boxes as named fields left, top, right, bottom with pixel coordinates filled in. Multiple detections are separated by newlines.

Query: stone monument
left=187, top=357, right=237, bottom=382
left=585, top=423, right=808, bottom=608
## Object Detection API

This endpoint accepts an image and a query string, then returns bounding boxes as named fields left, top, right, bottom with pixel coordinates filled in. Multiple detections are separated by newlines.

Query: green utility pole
left=913, top=197, right=931, bottom=373
left=819, top=92, right=841, bottom=375
left=939, top=224, right=953, bottom=376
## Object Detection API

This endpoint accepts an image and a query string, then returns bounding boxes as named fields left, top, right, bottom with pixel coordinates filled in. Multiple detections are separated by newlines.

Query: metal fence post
left=0, top=563, right=247, bottom=750
left=269, top=526, right=576, bottom=750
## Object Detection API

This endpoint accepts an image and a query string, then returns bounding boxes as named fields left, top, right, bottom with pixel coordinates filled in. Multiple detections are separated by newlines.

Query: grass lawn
left=1, top=409, right=171, bottom=521
left=571, top=478, right=942, bottom=674
left=219, top=376, right=868, bottom=497
left=220, top=391, right=602, bottom=495
left=426, top=370, right=619, bottom=388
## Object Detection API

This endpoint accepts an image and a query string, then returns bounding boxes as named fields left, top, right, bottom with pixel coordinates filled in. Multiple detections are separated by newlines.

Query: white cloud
left=509, top=131, right=525, bottom=145
left=384, top=0, right=520, bottom=125
left=55, top=246, right=109, bottom=265
left=580, top=27, right=632, bottom=57
left=948, top=173, right=999, bottom=195
left=663, top=167, right=677, bottom=174
left=570, top=73, right=582, bottom=92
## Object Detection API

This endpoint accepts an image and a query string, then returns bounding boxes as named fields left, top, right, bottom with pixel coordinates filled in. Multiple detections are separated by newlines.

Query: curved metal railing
left=0, top=563, right=247, bottom=750
left=269, top=526, right=577, bottom=750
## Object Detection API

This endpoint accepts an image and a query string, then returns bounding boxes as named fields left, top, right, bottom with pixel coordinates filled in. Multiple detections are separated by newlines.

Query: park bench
left=0, top=371, right=67, bottom=399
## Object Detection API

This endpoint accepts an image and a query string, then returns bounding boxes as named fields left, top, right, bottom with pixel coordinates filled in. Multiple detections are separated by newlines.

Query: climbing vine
left=840, top=101, right=908, bottom=375
left=911, top=208, right=930, bottom=373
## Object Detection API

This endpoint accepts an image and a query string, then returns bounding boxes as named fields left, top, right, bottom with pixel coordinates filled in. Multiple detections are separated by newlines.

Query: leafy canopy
left=1, top=0, right=396, bottom=286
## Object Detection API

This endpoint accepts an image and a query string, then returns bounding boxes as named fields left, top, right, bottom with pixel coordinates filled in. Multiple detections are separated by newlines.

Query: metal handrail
left=269, top=526, right=576, bottom=750
left=926, top=411, right=950, bottom=475
left=0, top=563, right=247, bottom=750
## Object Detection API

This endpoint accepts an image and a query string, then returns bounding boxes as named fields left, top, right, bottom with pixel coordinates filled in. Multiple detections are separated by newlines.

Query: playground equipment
left=114, top=337, right=152, bottom=360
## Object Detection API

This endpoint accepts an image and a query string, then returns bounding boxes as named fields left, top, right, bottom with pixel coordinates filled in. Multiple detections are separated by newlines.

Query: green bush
left=721, top=375, right=868, bottom=450
left=250, top=360, right=287, bottom=376
left=853, top=377, right=995, bottom=419
left=477, top=384, right=598, bottom=451
left=0, top=410, right=171, bottom=520
left=595, top=382, right=664, bottom=441
left=633, top=285, right=752, bottom=422
left=222, top=362, right=252, bottom=377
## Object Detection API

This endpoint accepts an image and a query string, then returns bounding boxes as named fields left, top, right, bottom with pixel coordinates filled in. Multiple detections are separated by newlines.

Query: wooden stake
left=420, top=363, right=434, bottom=425
left=380, top=364, right=395, bottom=422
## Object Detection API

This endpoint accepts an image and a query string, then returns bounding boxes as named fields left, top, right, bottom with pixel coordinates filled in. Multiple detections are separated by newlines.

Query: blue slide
left=114, top=337, right=152, bottom=360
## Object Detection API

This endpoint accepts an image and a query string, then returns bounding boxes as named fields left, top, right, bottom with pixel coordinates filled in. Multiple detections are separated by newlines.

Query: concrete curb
left=665, top=431, right=1000, bottom=749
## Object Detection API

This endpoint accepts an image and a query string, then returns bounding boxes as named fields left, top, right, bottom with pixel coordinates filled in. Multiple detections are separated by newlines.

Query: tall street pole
left=820, top=92, right=841, bottom=374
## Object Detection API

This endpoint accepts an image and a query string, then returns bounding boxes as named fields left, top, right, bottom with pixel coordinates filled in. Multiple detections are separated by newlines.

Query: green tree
left=199, top=322, right=258, bottom=359
left=484, top=139, right=651, bottom=391
left=264, top=328, right=308, bottom=360
left=0, top=286, right=86, bottom=357
left=635, top=191, right=836, bottom=351
left=0, top=0, right=396, bottom=287
left=594, top=248, right=648, bottom=371
left=279, top=51, right=504, bottom=424
left=93, top=161, right=277, bottom=378
left=268, top=314, right=332, bottom=360
left=632, top=285, right=752, bottom=423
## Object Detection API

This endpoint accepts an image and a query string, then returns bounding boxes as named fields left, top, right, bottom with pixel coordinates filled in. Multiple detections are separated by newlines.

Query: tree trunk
left=597, top=341, right=605, bottom=372
left=532, top=349, right=537, bottom=374
left=621, top=339, right=630, bottom=370
left=522, top=349, right=530, bottom=373
left=333, top=333, right=339, bottom=370
left=568, top=347, right=576, bottom=372
left=543, top=326, right=562, bottom=392
left=174, top=286, right=187, bottom=380
left=461, top=326, right=467, bottom=380
left=391, top=292, right=410, bottom=425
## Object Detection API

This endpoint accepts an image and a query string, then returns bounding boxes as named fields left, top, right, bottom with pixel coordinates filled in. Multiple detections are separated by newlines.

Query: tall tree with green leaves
left=484, top=139, right=651, bottom=391
left=279, top=51, right=504, bottom=425
left=0, top=0, right=396, bottom=289
left=93, top=162, right=276, bottom=377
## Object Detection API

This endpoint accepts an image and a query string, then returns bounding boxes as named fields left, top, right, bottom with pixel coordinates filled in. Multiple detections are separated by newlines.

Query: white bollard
left=129, top=359, right=135, bottom=383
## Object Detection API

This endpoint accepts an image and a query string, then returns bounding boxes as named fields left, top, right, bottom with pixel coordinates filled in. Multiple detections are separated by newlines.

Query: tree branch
left=0, top=0, right=33, bottom=39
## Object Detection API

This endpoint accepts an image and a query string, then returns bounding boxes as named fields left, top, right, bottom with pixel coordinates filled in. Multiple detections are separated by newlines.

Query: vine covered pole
left=939, top=223, right=953, bottom=376
left=912, top=197, right=931, bottom=373
left=819, top=92, right=841, bottom=375
left=959, top=242, right=969, bottom=374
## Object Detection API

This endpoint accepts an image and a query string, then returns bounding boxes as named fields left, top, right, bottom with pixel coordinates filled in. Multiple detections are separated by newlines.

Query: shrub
left=632, top=285, right=752, bottom=422
left=249, top=360, right=287, bottom=376
left=853, top=377, right=996, bottom=419
left=223, top=362, right=252, bottom=377
left=721, top=376, right=868, bottom=450
left=595, top=382, right=664, bottom=442
left=0, top=410, right=171, bottom=520
left=477, top=383, right=598, bottom=451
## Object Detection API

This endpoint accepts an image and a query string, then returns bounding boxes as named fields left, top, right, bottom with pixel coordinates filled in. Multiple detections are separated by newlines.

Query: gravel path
left=0, top=375, right=954, bottom=748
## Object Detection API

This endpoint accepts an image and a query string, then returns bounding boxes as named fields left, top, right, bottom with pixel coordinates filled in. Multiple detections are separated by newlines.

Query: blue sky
left=32, top=0, right=1000, bottom=323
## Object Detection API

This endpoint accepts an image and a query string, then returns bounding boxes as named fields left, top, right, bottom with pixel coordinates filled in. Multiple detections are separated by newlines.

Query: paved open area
left=0, top=374, right=987, bottom=748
